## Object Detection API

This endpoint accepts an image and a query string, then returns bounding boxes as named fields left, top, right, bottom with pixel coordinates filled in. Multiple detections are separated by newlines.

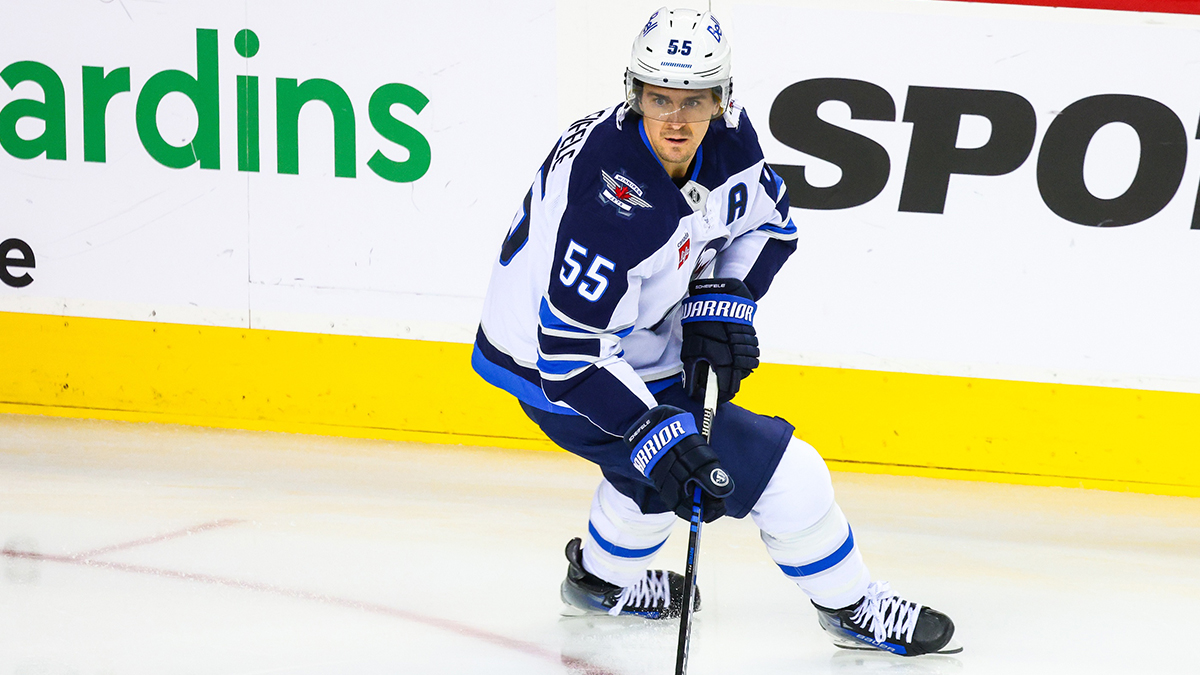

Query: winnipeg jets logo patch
left=599, top=169, right=653, bottom=218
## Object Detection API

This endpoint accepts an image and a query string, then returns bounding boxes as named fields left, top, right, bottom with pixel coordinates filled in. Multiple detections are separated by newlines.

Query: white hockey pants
left=581, top=436, right=870, bottom=610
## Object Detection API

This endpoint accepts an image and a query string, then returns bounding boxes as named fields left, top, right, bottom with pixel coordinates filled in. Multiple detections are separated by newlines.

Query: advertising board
left=1, top=1, right=555, bottom=341
left=3, top=0, right=1198, bottom=494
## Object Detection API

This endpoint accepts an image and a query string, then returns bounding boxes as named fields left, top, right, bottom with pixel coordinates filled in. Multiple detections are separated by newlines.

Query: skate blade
left=558, top=609, right=679, bottom=637
left=560, top=603, right=681, bottom=622
left=560, top=603, right=647, bottom=620
left=831, top=635, right=963, bottom=656
left=935, top=638, right=963, bottom=655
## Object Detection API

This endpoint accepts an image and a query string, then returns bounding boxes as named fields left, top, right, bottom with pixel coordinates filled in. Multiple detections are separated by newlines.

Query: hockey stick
left=674, top=365, right=719, bottom=675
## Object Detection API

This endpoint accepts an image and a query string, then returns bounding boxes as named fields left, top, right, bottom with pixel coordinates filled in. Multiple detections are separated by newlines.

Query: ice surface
left=1, top=413, right=1197, bottom=674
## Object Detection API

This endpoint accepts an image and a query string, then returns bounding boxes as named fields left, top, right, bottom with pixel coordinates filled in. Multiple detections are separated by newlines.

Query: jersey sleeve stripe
left=540, top=297, right=601, bottom=334
left=539, top=326, right=623, bottom=345
left=541, top=363, right=656, bottom=436
left=537, top=357, right=595, bottom=378
left=471, top=334, right=579, bottom=415
left=757, top=217, right=798, bottom=239
left=539, top=297, right=635, bottom=336
left=538, top=329, right=603, bottom=358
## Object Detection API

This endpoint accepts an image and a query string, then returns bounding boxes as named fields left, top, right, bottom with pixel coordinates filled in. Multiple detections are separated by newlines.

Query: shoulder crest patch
left=599, top=169, right=653, bottom=218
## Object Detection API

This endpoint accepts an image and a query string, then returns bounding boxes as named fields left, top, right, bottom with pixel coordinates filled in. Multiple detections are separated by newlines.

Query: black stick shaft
left=675, top=367, right=718, bottom=675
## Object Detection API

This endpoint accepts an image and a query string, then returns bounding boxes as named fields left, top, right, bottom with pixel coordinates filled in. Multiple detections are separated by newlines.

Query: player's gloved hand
left=680, top=278, right=760, bottom=403
left=625, top=405, right=734, bottom=522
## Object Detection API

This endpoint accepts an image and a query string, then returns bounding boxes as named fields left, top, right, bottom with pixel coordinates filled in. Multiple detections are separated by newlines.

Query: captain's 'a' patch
left=599, top=169, right=653, bottom=218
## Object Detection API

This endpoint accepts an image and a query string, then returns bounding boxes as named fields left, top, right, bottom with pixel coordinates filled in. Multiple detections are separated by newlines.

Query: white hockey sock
left=581, top=479, right=676, bottom=588
left=751, top=437, right=871, bottom=610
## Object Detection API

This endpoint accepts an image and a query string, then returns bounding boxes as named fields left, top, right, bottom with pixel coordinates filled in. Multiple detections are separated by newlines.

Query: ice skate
left=559, top=537, right=698, bottom=619
left=815, top=581, right=960, bottom=656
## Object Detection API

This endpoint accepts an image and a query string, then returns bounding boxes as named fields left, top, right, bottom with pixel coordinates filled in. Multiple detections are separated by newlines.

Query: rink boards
left=2, top=310, right=1197, bottom=497
left=4, top=0, right=1200, bottom=498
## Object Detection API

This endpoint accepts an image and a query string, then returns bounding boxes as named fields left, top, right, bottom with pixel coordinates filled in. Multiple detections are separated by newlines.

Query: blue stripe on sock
left=587, top=521, right=667, bottom=559
left=777, top=527, right=856, bottom=578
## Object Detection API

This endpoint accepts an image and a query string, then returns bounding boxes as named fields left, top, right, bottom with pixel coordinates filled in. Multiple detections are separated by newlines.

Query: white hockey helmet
left=625, top=7, right=732, bottom=123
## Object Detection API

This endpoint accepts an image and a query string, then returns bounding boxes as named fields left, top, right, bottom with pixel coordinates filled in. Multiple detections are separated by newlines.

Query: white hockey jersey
left=473, top=103, right=797, bottom=437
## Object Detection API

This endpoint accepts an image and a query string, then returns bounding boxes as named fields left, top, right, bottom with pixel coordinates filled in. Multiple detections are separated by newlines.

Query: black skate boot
left=559, top=537, right=698, bottom=619
left=815, top=581, right=960, bottom=656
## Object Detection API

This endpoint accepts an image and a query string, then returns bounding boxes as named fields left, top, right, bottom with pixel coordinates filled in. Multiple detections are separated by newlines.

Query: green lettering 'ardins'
left=0, top=28, right=431, bottom=183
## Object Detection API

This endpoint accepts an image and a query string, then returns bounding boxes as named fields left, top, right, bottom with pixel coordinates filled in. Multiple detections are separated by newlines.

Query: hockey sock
left=750, top=438, right=871, bottom=610
left=581, top=480, right=676, bottom=588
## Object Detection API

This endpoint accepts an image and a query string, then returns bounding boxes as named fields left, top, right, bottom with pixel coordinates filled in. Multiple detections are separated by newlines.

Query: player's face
left=639, top=84, right=716, bottom=179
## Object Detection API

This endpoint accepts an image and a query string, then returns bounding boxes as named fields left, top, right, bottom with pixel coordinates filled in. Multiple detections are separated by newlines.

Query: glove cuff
left=688, top=277, right=754, bottom=300
left=680, top=293, right=757, bottom=326
left=625, top=406, right=699, bottom=479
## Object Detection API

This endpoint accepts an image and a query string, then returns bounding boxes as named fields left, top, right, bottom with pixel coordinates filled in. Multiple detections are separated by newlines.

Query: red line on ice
left=68, top=518, right=245, bottom=560
left=3, top=548, right=617, bottom=675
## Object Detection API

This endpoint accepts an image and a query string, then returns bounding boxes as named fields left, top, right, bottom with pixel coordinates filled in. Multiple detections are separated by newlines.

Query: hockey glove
left=680, top=278, right=760, bottom=403
left=625, top=405, right=734, bottom=522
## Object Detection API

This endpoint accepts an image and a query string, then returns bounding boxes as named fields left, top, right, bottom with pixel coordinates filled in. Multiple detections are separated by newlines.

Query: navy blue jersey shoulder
left=564, top=113, right=689, bottom=258
left=695, top=108, right=766, bottom=189
left=548, top=113, right=690, bottom=329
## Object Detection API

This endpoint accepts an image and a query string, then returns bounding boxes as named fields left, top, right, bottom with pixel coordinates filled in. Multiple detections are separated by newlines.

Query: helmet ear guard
left=625, top=7, right=732, bottom=123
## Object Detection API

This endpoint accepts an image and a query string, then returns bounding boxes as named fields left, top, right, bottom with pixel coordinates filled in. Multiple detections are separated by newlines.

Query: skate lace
left=608, top=570, right=671, bottom=616
left=849, top=581, right=922, bottom=645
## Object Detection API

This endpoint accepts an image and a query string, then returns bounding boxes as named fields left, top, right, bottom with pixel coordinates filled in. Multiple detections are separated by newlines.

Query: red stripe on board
left=937, top=0, right=1200, bottom=15
left=3, top=549, right=616, bottom=675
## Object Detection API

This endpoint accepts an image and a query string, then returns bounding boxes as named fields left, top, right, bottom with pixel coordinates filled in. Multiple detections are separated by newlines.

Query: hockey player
left=472, top=7, right=958, bottom=657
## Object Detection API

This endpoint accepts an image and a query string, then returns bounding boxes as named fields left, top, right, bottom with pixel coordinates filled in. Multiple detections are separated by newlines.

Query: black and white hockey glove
left=625, top=405, right=734, bottom=522
left=680, top=278, right=760, bottom=404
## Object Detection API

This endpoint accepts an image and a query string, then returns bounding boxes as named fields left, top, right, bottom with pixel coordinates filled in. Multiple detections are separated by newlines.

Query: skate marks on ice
left=4, top=414, right=1199, bottom=674
left=557, top=614, right=678, bottom=674
left=556, top=607, right=965, bottom=675
left=1, top=519, right=618, bottom=675
left=11, top=517, right=948, bottom=675
left=556, top=614, right=965, bottom=675
left=0, top=414, right=624, bottom=673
